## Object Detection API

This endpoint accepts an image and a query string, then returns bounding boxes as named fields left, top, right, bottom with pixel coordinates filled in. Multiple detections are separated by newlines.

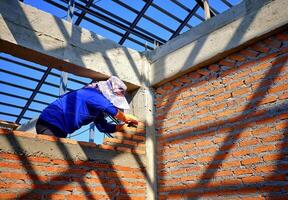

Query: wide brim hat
left=97, top=76, right=130, bottom=110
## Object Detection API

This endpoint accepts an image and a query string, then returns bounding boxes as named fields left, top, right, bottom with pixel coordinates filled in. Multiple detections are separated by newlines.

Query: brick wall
left=0, top=123, right=146, bottom=200
left=155, top=31, right=288, bottom=199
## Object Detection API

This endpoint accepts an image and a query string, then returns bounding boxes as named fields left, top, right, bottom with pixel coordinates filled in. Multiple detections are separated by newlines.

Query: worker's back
left=39, top=87, right=117, bottom=136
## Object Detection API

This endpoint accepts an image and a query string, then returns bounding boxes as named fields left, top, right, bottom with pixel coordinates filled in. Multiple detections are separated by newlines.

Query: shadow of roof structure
left=0, top=0, right=241, bottom=127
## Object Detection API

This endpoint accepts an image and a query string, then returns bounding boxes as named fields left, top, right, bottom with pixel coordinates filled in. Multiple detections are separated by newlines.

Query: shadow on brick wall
left=0, top=0, right=153, bottom=199
left=156, top=43, right=288, bottom=199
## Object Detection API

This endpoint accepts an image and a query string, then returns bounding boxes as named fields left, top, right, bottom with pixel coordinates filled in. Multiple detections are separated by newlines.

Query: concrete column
left=130, top=87, right=157, bottom=200
left=129, top=55, right=157, bottom=200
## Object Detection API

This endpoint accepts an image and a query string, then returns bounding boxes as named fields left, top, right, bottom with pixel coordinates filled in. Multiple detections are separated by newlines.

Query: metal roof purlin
left=15, top=0, right=88, bottom=124
left=170, top=4, right=200, bottom=40
left=119, top=0, right=153, bottom=45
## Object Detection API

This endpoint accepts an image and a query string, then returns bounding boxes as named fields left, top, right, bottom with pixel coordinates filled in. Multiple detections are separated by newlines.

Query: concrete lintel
left=0, top=0, right=147, bottom=90
left=0, top=133, right=146, bottom=168
left=149, top=0, right=288, bottom=86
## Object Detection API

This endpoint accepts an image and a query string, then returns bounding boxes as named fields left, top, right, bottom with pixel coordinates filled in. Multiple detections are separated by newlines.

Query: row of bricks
left=0, top=182, right=145, bottom=194
left=158, top=185, right=288, bottom=199
left=0, top=153, right=145, bottom=172
left=159, top=195, right=288, bottom=200
left=155, top=33, right=288, bottom=102
left=158, top=136, right=288, bottom=162
left=0, top=178, right=145, bottom=190
left=155, top=56, right=287, bottom=112
left=0, top=129, right=146, bottom=155
left=0, top=166, right=146, bottom=179
left=159, top=173, right=287, bottom=191
left=155, top=54, right=288, bottom=120
left=0, top=173, right=145, bottom=187
left=157, top=122, right=286, bottom=158
left=155, top=46, right=288, bottom=114
left=157, top=147, right=287, bottom=176
left=155, top=80, right=288, bottom=130
left=103, top=137, right=145, bottom=149
left=157, top=106, right=288, bottom=144
left=158, top=168, right=288, bottom=185
left=159, top=146, right=287, bottom=170
left=0, top=193, right=146, bottom=200
left=157, top=117, right=285, bottom=150
left=158, top=117, right=287, bottom=154
left=155, top=65, right=288, bottom=123
left=156, top=94, right=287, bottom=132
left=158, top=161, right=288, bottom=181
left=158, top=141, right=287, bottom=165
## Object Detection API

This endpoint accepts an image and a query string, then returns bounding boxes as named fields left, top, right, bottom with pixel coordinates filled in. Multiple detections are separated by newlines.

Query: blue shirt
left=39, top=88, right=118, bottom=137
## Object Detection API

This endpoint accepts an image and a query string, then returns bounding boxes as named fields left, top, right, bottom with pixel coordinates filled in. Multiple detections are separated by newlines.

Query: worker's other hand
left=124, top=114, right=139, bottom=126
left=115, top=124, right=125, bottom=132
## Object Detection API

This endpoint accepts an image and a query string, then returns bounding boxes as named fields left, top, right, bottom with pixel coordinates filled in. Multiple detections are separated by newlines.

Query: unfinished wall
left=0, top=123, right=146, bottom=200
left=155, top=31, right=288, bottom=199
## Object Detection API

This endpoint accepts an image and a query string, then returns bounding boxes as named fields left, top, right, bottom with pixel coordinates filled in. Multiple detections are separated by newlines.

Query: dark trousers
left=36, top=118, right=67, bottom=138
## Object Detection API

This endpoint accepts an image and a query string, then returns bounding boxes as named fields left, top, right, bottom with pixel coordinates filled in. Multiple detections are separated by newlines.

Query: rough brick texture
left=155, top=31, right=288, bottom=199
left=0, top=124, right=146, bottom=200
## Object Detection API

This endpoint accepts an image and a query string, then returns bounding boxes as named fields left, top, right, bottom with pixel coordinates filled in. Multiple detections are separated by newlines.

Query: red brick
left=243, top=196, right=265, bottom=200
left=195, top=140, right=213, bottom=147
left=208, top=64, right=220, bottom=72
left=229, top=54, right=246, bottom=61
left=276, top=33, right=288, bottom=41
left=240, top=49, right=259, bottom=57
left=219, top=59, right=235, bottom=67
left=179, top=76, right=190, bottom=83
left=0, top=193, right=17, bottom=199
left=227, top=80, right=245, bottom=90
left=255, top=165, right=275, bottom=173
left=232, top=87, right=250, bottom=97
left=251, top=62, right=271, bottom=72
left=263, top=37, right=282, bottom=48
left=162, top=84, right=173, bottom=91
left=251, top=126, right=274, bottom=135
left=241, top=157, right=262, bottom=165
left=197, top=68, right=210, bottom=76
left=242, top=176, right=264, bottom=183
left=263, top=153, right=281, bottom=162
left=98, top=144, right=115, bottom=150
left=188, top=72, right=201, bottom=79
left=171, top=80, right=183, bottom=87
left=222, top=160, right=241, bottom=168
left=251, top=43, right=270, bottom=53
left=220, top=178, right=242, bottom=185
left=279, top=92, right=288, bottom=100
left=254, top=144, right=275, bottom=153
left=238, top=138, right=258, bottom=147
left=269, top=83, right=288, bottom=94
left=263, top=134, right=283, bottom=142
left=233, top=168, right=254, bottom=175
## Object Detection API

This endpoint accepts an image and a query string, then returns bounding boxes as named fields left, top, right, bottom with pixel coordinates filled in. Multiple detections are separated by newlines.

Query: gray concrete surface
left=1, top=0, right=287, bottom=199
left=129, top=55, right=157, bottom=200
left=0, top=133, right=146, bottom=168
left=148, top=0, right=288, bottom=86
left=0, top=0, right=147, bottom=90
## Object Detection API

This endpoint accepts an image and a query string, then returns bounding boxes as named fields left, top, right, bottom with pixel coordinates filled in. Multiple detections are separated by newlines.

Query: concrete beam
left=148, top=0, right=288, bottom=86
left=0, top=0, right=147, bottom=90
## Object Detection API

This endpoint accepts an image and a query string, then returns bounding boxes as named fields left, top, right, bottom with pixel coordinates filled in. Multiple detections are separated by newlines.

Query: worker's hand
left=114, top=110, right=139, bottom=126
left=115, top=124, right=125, bottom=132
left=124, top=114, right=139, bottom=126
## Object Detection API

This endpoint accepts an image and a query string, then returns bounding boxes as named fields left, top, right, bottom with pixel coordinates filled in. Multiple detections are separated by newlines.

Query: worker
left=36, top=76, right=138, bottom=138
